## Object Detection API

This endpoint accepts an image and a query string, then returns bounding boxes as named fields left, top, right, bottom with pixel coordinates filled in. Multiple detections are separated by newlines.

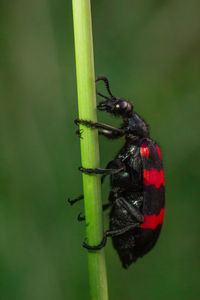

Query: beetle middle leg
left=79, top=166, right=124, bottom=175
left=68, top=161, right=113, bottom=206
left=79, top=155, right=126, bottom=176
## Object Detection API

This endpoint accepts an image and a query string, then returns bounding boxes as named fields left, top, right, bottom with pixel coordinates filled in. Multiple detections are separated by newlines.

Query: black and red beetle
left=69, top=76, right=165, bottom=268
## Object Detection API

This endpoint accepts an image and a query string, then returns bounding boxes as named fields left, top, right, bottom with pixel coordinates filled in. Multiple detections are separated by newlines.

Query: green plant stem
left=72, top=1, right=108, bottom=300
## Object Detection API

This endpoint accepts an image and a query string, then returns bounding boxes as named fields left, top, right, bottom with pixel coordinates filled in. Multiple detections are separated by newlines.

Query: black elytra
left=69, top=76, right=165, bottom=268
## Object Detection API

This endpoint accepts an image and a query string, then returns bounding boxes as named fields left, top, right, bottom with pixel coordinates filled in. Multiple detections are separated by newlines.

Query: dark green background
left=1, top=0, right=200, bottom=299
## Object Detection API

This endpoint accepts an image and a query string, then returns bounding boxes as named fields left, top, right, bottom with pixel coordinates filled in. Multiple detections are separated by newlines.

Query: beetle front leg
left=75, top=119, right=125, bottom=137
left=99, top=129, right=124, bottom=139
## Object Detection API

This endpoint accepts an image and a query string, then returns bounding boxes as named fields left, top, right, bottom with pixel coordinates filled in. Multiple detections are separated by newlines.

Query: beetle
left=69, top=76, right=165, bottom=268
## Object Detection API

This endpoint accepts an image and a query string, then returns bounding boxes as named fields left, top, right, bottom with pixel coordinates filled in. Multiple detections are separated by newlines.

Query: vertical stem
left=72, top=1, right=108, bottom=300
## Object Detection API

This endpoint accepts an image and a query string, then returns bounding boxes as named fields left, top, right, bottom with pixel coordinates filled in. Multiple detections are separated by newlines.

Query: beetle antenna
left=96, top=76, right=116, bottom=99
left=96, top=91, right=111, bottom=100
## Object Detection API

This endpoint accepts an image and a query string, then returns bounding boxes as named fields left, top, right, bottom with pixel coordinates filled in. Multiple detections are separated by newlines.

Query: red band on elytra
left=141, top=208, right=165, bottom=230
left=143, top=169, right=165, bottom=188
left=140, top=143, right=150, bottom=157
left=156, top=145, right=162, bottom=160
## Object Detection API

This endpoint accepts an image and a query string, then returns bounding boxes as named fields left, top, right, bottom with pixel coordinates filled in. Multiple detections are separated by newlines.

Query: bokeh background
left=1, top=0, right=200, bottom=299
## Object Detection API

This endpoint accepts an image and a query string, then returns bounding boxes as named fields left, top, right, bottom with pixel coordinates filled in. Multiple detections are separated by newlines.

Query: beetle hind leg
left=83, top=223, right=140, bottom=250
left=83, top=235, right=107, bottom=250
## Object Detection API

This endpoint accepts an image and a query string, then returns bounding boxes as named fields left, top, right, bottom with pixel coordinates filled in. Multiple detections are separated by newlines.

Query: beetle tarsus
left=83, top=223, right=140, bottom=250
left=67, top=194, right=83, bottom=206
left=77, top=213, right=85, bottom=222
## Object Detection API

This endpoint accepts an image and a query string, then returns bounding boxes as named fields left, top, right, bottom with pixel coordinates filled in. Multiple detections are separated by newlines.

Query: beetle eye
left=120, top=101, right=128, bottom=109
left=114, top=100, right=133, bottom=114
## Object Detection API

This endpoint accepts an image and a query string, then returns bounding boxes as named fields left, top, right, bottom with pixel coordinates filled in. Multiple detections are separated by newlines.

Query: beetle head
left=96, top=76, right=133, bottom=117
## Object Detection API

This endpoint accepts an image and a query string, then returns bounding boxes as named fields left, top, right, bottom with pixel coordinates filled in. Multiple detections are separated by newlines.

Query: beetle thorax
left=123, top=113, right=149, bottom=138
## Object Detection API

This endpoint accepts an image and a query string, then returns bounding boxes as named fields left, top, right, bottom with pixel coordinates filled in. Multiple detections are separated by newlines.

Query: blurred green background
left=1, top=0, right=200, bottom=299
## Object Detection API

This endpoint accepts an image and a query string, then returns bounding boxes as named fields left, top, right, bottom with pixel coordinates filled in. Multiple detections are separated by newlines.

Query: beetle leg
left=68, top=167, right=111, bottom=213
left=106, top=223, right=140, bottom=237
left=79, top=166, right=124, bottom=175
left=117, top=198, right=144, bottom=223
left=76, top=129, right=83, bottom=139
left=68, top=164, right=111, bottom=207
left=101, top=160, right=117, bottom=183
left=83, top=223, right=140, bottom=250
left=99, top=129, right=124, bottom=139
left=77, top=213, right=85, bottom=222
left=75, top=119, right=125, bottom=136
left=83, top=236, right=107, bottom=250
left=68, top=194, right=84, bottom=206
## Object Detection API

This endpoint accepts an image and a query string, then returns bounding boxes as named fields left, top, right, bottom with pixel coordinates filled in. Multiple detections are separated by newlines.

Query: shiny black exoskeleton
left=69, top=76, right=165, bottom=268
